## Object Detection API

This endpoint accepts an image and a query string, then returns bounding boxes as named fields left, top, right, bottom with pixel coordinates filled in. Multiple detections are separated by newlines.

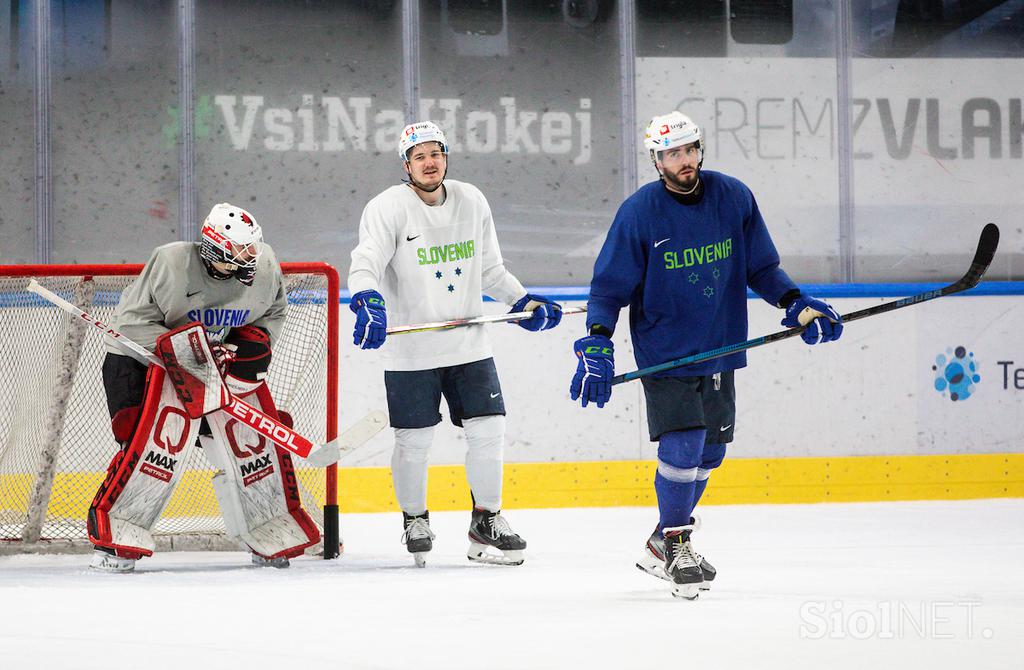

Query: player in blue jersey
left=569, top=111, right=843, bottom=599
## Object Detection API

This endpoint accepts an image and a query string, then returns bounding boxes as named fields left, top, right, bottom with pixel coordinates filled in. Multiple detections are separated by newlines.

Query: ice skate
left=467, top=508, right=526, bottom=566
left=663, top=527, right=704, bottom=599
left=251, top=553, right=290, bottom=568
left=89, top=548, right=135, bottom=573
left=636, top=517, right=715, bottom=589
left=401, top=511, right=435, bottom=567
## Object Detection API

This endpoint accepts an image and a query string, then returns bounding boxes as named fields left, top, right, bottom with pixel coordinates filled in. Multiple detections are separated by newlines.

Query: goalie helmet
left=398, top=121, right=449, bottom=160
left=199, top=203, right=263, bottom=286
left=643, top=111, right=703, bottom=164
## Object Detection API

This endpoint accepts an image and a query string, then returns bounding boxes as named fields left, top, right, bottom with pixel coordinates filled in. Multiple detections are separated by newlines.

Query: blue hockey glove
left=350, top=290, right=387, bottom=349
left=781, top=294, right=843, bottom=345
left=569, top=335, right=614, bottom=408
left=511, top=293, right=562, bottom=332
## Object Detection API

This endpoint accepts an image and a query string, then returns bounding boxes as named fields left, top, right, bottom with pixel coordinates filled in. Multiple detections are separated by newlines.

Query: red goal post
left=0, top=263, right=341, bottom=558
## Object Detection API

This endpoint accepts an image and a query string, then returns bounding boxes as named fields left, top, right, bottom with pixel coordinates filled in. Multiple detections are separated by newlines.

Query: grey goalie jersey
left=104, top=241, right=287, bottom=355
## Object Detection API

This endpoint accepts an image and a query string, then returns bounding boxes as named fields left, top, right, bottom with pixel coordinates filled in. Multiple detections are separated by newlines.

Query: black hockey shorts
left=641, top=370, right=736, bottom=444
left=384, top=357, right=506, bottom=429
left=102, top=353, right=149, bottom=420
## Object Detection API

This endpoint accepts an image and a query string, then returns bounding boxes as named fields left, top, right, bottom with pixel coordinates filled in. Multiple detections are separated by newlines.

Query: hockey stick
left=26, top=279, right=363, bottom=466
left=612, top=223, right=1000, bottom=385
left=334, top=409, right=388, bottom=454
left=387, top=305, right=587, bottom=335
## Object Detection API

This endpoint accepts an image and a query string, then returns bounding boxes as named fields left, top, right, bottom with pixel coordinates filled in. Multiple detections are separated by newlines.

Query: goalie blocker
left=89, top=323, right=320, bottom=562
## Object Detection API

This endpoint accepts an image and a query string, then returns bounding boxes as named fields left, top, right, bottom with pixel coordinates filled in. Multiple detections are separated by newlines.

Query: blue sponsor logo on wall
left=932, top=346, right=980, bottom=402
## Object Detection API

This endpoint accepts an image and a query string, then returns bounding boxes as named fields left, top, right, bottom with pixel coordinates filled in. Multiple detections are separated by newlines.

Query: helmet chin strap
left=208, top=260, right=238, bottom=279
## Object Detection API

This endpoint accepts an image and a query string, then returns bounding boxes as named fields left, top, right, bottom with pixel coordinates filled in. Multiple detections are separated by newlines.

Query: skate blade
left=467, top=542, right=524, bottom=566
left=637, top=560, right=710, bottom=591
left=635, top=557, right=670, bottom=582
left=671, top=583, right=701, bottom=600
left=413, top=553, right=427, bottom=568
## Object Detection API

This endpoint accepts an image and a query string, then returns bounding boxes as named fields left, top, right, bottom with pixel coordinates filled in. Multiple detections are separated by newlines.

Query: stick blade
left=973, top=223, right=1000, bottom=268
left=336, top=409, right=388, bottom=454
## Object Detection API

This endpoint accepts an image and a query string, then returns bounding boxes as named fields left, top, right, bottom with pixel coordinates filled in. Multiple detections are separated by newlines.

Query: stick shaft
left=388, top=305, right=587, bottom=335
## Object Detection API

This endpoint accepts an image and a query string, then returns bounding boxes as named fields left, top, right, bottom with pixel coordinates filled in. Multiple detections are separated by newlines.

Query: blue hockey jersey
left=586, top=170, right=798, bottom=377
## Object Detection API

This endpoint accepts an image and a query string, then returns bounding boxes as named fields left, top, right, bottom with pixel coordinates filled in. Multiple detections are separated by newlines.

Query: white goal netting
left=0, top=264, right=339, bottom=553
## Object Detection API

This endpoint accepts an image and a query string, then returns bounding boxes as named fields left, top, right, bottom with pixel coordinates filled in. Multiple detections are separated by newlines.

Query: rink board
left=4, top=288, right=1022, bottom=518
left=4, top=454, right=1020, bottom=517
left=339, top=290, right=1024, bottom=465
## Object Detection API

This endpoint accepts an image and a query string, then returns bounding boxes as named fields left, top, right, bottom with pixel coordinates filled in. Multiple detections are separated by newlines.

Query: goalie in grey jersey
left=348, top=121, right=563, bottom=567
left=88, top=203, right=320, bottom=572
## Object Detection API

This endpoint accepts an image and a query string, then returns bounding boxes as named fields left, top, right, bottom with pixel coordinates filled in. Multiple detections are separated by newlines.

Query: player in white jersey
left=348, top=121, right=563, bottom=566
left=88, top=203, right=320, bottom=572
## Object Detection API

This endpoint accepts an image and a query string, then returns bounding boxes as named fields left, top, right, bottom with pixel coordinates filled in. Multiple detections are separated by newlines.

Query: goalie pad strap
left=155, top=322, right=231, bottom=420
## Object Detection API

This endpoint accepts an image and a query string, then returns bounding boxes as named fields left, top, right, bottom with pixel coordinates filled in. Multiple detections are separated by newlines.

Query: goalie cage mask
left=200, top=203, right=263, bottom=286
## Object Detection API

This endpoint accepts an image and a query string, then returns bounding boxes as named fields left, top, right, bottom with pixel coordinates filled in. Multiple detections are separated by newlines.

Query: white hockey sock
left=392, top=426, right=435, bottom=515
left=463, top=415, right=505, bottom=512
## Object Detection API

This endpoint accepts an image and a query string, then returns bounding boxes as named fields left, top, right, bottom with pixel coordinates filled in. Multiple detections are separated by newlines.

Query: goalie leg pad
left=202, top=383, right=320, bottom=559
left=89, top=367, right=200, bottom=558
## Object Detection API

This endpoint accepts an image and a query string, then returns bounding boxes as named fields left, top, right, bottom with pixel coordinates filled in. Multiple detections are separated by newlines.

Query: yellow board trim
left=0, top=469, right=328, bottom=520
left=336, top=453, right=1024, bottom=513
left=2, top=455, right=1021, bottom=519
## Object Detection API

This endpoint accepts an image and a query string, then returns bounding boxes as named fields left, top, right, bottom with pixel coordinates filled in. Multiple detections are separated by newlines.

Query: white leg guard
left=391, top=426, right=434, bottom=515
left=89, top=367, right=200, bottom=559
left=201, top=383, right=320, bottom=560
left=463, top=415, right=505, bottom=512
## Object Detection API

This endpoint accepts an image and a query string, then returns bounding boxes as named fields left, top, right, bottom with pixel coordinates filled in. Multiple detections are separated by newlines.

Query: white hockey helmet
left=643, top=111, right=703, bottom=159
left=199, top=203, right=263, bottom=284
left=398, top=121, right=449, bottom=160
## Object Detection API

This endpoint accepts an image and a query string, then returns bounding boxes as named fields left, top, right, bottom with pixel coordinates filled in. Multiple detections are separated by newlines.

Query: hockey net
left=0, top=263, right=339, bottom=555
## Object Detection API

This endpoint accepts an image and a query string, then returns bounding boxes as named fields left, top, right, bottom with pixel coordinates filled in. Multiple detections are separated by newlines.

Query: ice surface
left=2, top=499, right=1021, bottom=669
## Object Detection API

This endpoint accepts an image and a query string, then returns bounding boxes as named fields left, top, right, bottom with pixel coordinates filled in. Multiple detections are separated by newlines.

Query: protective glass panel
left=0, top=0, right=37, bottom=263
left=418, top=0, right=624, bottom=285
left=850, top=1, right=1024, bottom=281
left=50, top=1, right=180, bottom=262
left=195, top=0, right=404, bottom=275
left=636, top=0, right=841, bottom=283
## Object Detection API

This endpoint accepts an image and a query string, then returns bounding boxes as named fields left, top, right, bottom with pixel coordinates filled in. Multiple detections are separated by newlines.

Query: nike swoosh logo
left=654, top=238, right=670, bottom=248
left=406, top=234, right=421, bottom=242
left=490, top=392, right=501, bottom=399
left=720, top=424, right=732, bottom=431
left=186, top=290, right=202, bottom=298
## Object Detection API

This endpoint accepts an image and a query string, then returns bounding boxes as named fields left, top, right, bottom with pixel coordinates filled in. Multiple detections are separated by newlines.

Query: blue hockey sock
left=693, top=442, right=727, bottom=508
left=654, top=429, right=706, bottom=530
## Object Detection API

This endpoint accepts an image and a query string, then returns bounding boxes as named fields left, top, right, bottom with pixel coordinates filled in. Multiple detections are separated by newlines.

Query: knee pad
left=463, top=415, right=505, bottom=461
left=656, top=428, right=707, bottom=483
left=393, top=426, right=435, bottom=464
left=697, top=442, right=727, bottom=481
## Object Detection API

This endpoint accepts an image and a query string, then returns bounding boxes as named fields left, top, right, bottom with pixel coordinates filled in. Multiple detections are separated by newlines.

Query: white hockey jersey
left=348, top=180, right=527, bottom=371
left=104, top=241, right=287, bottom=355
